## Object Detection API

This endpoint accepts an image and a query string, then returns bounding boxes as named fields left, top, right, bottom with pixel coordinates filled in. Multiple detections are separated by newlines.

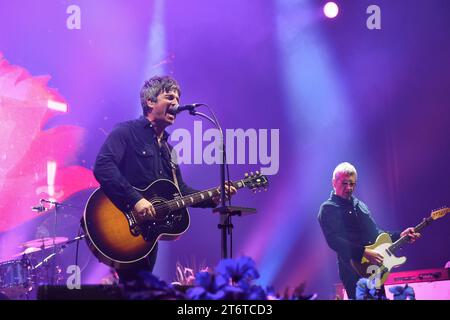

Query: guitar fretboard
left=388, top=216, right=433, bottom=253
left=153, top=180, right=247, bottom=214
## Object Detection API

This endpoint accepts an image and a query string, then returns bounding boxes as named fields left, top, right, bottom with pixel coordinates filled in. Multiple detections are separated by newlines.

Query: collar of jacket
left=138, top=115, right=170, bottom=141
left=329, top=191, right=358, bottom=207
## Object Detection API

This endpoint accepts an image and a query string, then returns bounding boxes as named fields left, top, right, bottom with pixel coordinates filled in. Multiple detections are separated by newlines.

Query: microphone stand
left=187, top=108, right=256, bottom=259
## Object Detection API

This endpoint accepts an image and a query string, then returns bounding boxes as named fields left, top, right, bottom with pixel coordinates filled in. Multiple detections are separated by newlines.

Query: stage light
left=323, top=2, right=339, bottom=19
left=47, top=160, right=57, bottom=198
left=47, top=99, right=67, bottom=112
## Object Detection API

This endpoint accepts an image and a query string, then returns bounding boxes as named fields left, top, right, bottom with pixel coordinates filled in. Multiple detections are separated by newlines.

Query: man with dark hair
left=318, top=162, right=420, bottom=299
left=94, top=75, right=236, bottom=283
left=139, top=76, right=181, bottom=116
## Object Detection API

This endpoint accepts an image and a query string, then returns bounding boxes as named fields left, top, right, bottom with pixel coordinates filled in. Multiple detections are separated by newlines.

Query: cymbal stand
left=38, top=199, right=82, bottom=285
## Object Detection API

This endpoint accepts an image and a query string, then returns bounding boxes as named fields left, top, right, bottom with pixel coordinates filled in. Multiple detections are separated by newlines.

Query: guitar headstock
left=431, top=207, right=450, bottom=220
left=243, top=171, right=268, bottom=193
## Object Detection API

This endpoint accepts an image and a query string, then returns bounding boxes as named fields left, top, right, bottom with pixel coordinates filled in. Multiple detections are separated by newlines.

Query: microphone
left=167, top=103, right=203, bottom=115
left=32, top=204, right=47, bottom=212
left=31, top=199, right=48, bottom=213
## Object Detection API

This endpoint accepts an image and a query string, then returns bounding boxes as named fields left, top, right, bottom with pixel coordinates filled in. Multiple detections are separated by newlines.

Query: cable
left=75, top=225, right=82, bottom=269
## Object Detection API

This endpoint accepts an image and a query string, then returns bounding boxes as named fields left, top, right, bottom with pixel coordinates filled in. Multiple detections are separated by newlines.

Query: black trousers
left=116, top=244, right=158, bottom=284
left=342, top=274, right=359, bottom=299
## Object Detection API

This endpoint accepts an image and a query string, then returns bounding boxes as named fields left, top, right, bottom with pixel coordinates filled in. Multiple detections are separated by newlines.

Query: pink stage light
left=47, top=160, right=57, bottom=199
left=47, top=99, right=68, bottom=112
left=323, top=2, right=339, bottom=19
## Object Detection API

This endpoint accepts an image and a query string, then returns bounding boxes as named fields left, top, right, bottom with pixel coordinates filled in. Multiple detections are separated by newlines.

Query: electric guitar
left=350, top=207, right=449, bottom=286
left=82, top=172, right=268, bottom=269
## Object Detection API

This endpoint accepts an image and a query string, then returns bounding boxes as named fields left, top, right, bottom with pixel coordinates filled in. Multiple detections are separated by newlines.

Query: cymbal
left=21, top=237, right=69, bottom=249
left=12, top=247, right=42, bottom=257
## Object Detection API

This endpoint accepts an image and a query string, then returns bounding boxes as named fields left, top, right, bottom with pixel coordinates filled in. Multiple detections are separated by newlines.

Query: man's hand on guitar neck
left=212, top=182, right=237, bottom=205
left=363, top=248, right=384, bottom=266
left=134, top=198, right=156, bottom=219
left=400, top=227, right=421, bottom=243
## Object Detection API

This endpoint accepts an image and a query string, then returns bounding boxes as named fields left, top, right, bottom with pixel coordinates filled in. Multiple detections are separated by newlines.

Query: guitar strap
left=171, top=166, right=179, bottom=189
left=164, top=141, right=179, bottom=189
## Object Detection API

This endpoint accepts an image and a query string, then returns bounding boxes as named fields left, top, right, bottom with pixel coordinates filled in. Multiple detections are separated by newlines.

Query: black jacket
left=94, top=116, right=215, bottom=212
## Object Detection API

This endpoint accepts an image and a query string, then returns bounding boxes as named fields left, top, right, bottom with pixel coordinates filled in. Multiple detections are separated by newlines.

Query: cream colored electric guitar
left=350, top=207, right=449, bottom=285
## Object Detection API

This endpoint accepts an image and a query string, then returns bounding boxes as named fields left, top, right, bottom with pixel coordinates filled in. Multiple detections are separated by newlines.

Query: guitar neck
left=389, top=216, right=433, bottom=253
left=164, top=180, right=246, bottom=211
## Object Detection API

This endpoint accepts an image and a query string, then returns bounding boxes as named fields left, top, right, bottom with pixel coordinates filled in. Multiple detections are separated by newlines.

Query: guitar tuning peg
left=245, top=172, right=249, bottom=177
left=256, top=170, right=260, bottom=175
left=258, top=189, right=262, bottom=192
left=264, top=188, right=267, bottom=192
left=250, top=171, right=254, bottom=176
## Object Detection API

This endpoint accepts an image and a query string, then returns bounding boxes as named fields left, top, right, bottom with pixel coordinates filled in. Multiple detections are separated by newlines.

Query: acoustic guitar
left=82, top=172, right=268, bottom=269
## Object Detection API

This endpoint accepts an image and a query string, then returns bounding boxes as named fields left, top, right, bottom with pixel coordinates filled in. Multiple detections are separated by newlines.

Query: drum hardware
left=11, top=247, right=42, bottom=258
left=31, top=199, right=81, bottom=285
left=21, top=237, right=69, bottom=249
left=0, top=199, right=85, bottom=299
left=0, top=256, right=33, bottom=299
left=30, top=236, right=81, bottom=268
left=0, top=233, right=86, bottom=299
left=32, top=249, right=64, bottom=286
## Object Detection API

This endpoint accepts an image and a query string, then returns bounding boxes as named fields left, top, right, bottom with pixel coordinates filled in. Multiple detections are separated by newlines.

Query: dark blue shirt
left=318, top=191, right=400, bottom=281
left=94, top=116, right=215, bottom=212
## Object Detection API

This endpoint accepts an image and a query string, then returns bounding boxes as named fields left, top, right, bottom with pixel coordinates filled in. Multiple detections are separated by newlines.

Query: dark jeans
left=116, top=244, right=158, bottom=284
left=343, top=275, right=359, bottom=300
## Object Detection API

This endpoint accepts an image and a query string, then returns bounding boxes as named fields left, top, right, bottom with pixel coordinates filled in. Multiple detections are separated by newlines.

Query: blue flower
left=389, top=284, right=415, bottom=300
left=355, top=278, right=387, bottom=300
left=194, top=271, right=227, bottom=291
left=186, top=272, right=228, bottom=300
left=124, top=257, right=316, bottom=300
left=215, top=256, right=260, bottom=289
left=186, top=257, right=267, bottom=300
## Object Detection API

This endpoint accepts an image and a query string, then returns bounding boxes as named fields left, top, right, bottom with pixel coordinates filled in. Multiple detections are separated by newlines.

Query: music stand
left=187, top=106, right=259, bottom=260
left=213, top=206, right=256, bottom=259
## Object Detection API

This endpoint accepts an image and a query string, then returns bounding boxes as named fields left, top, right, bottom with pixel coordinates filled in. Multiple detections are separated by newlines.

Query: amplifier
left=384, top=268, right=450, bottom=284
left=335, top=268, right=450, bottom=300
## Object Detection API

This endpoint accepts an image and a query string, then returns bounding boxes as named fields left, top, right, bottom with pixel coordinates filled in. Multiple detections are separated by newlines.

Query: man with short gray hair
left=318, top=162, right=420, bottom=299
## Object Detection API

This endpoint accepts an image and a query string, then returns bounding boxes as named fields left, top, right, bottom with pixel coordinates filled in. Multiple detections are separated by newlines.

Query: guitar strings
left=147, top=176, right=257, bottom=212
left=149, top=181, right=242, bottom=212
left=150, top=187, right=221, bottom=211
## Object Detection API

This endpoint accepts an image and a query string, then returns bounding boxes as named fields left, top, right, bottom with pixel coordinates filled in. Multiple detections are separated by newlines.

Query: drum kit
left=0, top=199, right=86, bottom=300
